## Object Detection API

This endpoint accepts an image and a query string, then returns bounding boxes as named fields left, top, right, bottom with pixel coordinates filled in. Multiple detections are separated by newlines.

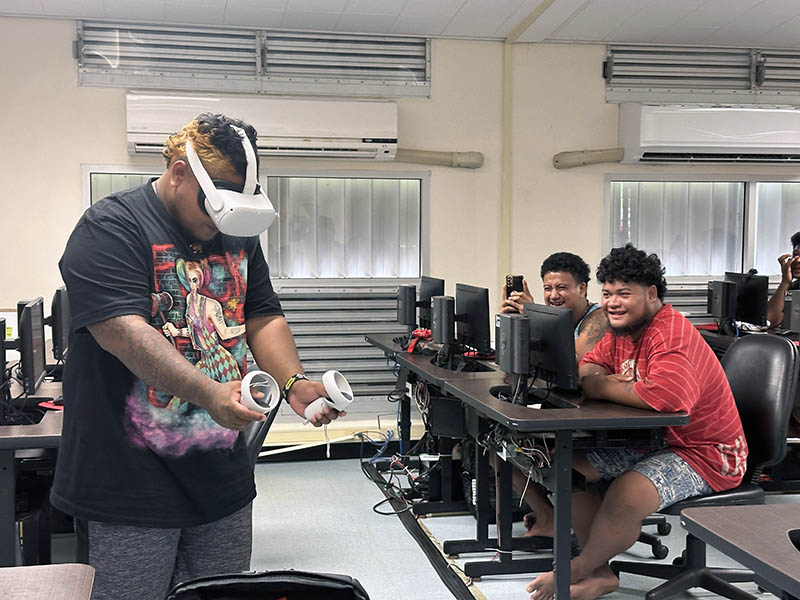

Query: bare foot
left=526, top=570, right=555, bottom=600
left=523, top=512, right=554, bottom=538
left=569, top=566, right=619, bottom=600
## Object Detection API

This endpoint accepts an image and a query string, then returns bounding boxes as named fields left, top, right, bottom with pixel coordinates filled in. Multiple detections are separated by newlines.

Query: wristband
left=282, top=373, right=309, bottom=399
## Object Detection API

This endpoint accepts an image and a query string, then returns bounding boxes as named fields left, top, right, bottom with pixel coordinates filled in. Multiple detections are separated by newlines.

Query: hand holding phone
left=505, top=275, right=524, bottom=298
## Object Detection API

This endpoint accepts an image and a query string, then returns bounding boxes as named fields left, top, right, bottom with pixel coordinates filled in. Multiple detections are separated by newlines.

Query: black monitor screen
left=724, top=271, right=768, bottom=326
left=51, top=287, right=71, bottom=361
left=19, top=297, right=46, bottom=395
left=455, top=283, right=491, bottom=355
left=418, top=276, right=444, bottom=329
left=523, top=303, right=578, bottom=390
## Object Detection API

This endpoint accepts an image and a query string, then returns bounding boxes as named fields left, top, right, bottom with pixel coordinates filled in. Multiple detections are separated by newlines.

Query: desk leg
left=553, top=430, right=573, bottom=600
left=496, top=451, right=513, bottom=563
left=462, top=452, right=552, bottom=577
left=0, top=449, right=17, bottom=566
left=397, top=366, right=412, bottom=455
left=444, top=422, right=552, bottom=556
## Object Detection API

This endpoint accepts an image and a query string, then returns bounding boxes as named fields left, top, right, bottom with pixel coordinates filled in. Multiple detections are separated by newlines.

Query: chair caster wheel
left=657, top=522, right=672, bottom=535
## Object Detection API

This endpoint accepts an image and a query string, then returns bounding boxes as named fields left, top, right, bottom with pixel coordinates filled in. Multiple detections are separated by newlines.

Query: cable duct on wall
left=394, top=148, right=484, bottom=169
left=552, top=148, right=624, bottom=169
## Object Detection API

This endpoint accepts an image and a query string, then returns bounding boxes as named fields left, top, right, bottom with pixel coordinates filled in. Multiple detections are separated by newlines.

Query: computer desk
left=0, top=380, right=63, bottom=567
left=442, top=376, right=688, bottom=597
left=366, top=333, right=502, bottom=515
left=0, top=562, right=94, bottom=599
left=366, top=334, right=688, bottom=595
left=681, top=504, right=800, bottom=599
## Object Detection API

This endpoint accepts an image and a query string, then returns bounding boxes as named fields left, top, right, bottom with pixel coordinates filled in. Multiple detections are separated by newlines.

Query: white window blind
left=754, top=182, right=800, bottom=276
left=263, top=177, right=421, bottom=279
left=610, top=181, right=744, bottom=277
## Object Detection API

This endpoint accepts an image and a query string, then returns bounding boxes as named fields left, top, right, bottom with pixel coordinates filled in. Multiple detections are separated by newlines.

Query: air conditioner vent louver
left=77, top=21, right=430, bottom=97
left=640, top=152, right=800, bottom=163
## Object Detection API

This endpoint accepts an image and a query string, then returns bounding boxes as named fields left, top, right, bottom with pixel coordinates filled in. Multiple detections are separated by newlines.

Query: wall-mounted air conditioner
left=619, top=103, right=800, bottom=163
left=126, top=93, right=397, bottom=160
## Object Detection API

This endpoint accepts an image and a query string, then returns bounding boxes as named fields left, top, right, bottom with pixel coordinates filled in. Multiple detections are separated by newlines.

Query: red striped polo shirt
left=580, top=304, right=747, bottom=492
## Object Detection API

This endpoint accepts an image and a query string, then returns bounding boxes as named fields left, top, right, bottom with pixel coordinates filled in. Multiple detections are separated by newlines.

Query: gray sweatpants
left=76, top=503, right=253, bottom=600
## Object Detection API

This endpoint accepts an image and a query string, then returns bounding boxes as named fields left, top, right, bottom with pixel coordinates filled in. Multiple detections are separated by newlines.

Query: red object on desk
left=464, top=350, right=495, bottom=360
left=38, top=401, right=64, bottom=411
left=695, top=323, right=719, bottom=331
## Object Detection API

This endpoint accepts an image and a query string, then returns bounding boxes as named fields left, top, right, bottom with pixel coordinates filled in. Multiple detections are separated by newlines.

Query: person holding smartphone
left=500, top=252, right=608, bottom=361
left=767, top=231, right=800, bottom=328
left=498, top=252, right=608, bottom=538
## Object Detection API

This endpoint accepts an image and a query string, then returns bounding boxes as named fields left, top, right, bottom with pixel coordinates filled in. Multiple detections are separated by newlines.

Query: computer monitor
left=18, top=297, right=46, bottom=395
left=418, top=276, right=444, bottom=329
left=454, top=283, right=491, bottom=355
left=51, top=286, right=71, bottom=361
left=724, top=271, right=768, bottom=326
left=522, top=303, right=578, bottom=390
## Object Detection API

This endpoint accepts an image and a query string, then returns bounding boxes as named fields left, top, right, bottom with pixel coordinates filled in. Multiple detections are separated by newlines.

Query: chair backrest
left=241, top=398, right=282, bottom=469
left=167, top=570, right=371, bottom=600
left=721, top=334, right=799, bottom=474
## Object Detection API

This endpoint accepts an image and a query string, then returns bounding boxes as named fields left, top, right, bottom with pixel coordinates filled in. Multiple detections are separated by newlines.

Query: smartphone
left=505, top=274, right=524, bottom=298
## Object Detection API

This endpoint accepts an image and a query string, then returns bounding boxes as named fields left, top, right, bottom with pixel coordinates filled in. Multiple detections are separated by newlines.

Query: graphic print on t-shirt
left=620, top=358, right=641, bottom=381
left=124, top=244, right=249, bottom=457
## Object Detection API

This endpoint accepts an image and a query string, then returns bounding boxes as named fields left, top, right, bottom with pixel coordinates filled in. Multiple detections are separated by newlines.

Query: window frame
left=604, top=172, right=800, bottom=290
left=81, top=164, right=430, bottom=289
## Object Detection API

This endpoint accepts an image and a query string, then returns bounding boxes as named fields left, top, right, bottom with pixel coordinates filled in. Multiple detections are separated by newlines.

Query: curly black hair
left=791, top=231, right=800, bottom=249
left=596, top=244, right=667, bottom=300
left=195, top=113, right=259, bottom=178
left=540, top=252, right=591, bottom=285
left=164, top=113, right=260, bottom=179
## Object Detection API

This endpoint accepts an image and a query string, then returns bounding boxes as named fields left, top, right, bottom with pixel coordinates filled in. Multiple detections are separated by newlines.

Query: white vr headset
left=185, top=125, right=277, bottom=237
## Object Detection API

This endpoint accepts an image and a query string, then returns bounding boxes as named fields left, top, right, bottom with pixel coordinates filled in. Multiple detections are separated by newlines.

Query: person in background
left=767, top=231, right=800, bottom=327
left=501, top=252, right=607, bottom=361
left=500, top=252, right=608, bottom=537
left=526, top=244, right=746, bottom=600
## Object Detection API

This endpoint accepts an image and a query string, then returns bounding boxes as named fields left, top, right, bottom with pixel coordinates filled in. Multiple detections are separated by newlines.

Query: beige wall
left=509, top=43, right=796, bottom=302
left=3, top=17, right=796, bottom=316
left=0, top=18, right=503, bottom=313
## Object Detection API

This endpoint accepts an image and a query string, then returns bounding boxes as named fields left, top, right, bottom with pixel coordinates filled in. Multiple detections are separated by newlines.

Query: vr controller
left=240, top=371, right=281, bottom=414
left=303, top=370, right=354, bottom=422
left=239, top=370, right=354, bottom=422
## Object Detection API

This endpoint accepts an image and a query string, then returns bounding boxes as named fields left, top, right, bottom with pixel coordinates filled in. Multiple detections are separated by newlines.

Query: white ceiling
left=1, top=0, right=800, bottom=47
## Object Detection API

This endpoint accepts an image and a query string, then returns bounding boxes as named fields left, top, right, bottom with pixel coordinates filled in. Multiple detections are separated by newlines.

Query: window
left=753, top=183, right=800, bottom=277
left=610, top=181, right=743, bottom=277
left=264, top=176, right=421, bottom=279
left=608, top=177, right=800, bottom=282
left=89, top=171, right=156, bottom=205
left=85, top=168, right=423, bottom=280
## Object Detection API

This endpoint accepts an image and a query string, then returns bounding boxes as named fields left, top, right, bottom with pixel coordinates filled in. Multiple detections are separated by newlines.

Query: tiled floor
left=50, top=457, right=796, bottom=600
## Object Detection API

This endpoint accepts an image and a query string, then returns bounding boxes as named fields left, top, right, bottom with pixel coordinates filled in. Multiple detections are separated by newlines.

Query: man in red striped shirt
left=526, top=244, right=747, bottom=600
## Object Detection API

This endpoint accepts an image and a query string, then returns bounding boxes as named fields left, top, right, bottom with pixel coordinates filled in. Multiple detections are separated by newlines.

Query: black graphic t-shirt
left=52, top=180, right=283, bottom=527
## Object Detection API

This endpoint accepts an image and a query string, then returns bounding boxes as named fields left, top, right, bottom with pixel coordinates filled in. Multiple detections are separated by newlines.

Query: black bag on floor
left=166, top=570, right=370, bottom=600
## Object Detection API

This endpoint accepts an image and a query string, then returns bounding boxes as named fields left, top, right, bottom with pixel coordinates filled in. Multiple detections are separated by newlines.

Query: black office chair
left=242, top=397, right=282, bottom=469
left=636, top=515, right=671, bottom=559
left=611, top=334, right=800, bottom=600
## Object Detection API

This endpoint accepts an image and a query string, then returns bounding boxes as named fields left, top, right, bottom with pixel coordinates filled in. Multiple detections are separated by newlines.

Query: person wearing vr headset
left=53, top=113, right=341, bottom=600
